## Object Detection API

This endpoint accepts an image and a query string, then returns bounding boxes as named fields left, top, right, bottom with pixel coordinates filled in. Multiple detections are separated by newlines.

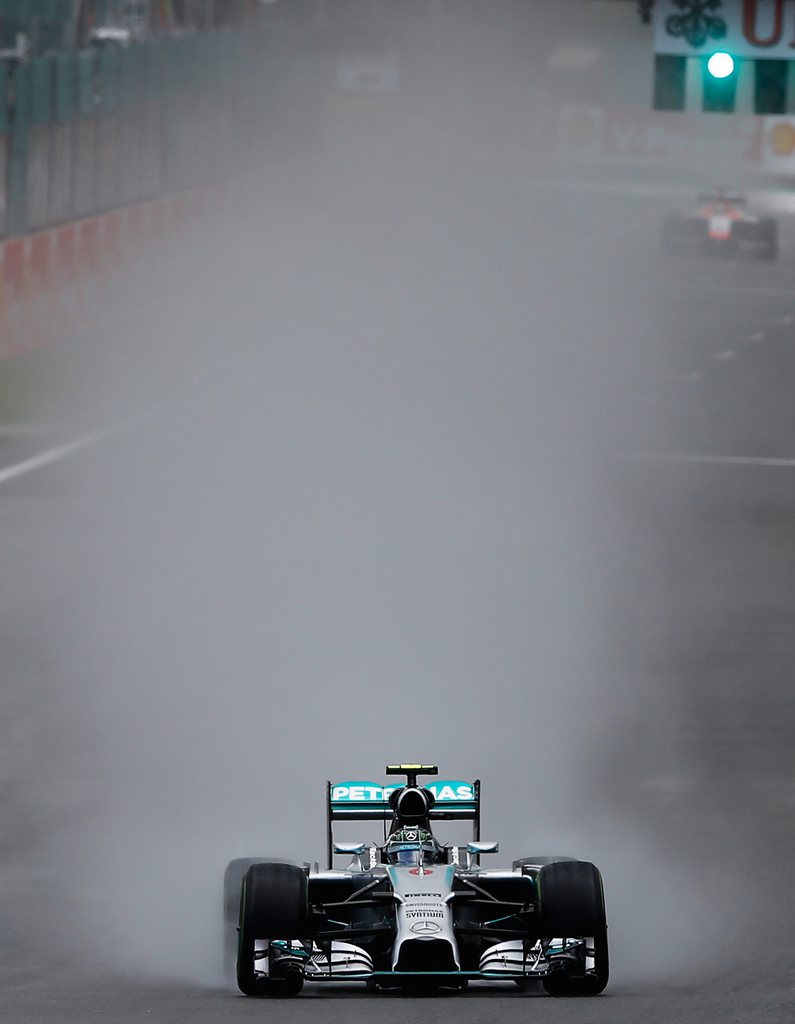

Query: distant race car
left=662, top=191, right=778, bottom=260
left=223, top=764, right=609, bottom=997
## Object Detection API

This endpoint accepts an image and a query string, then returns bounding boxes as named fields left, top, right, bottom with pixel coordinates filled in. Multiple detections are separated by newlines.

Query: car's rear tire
left=538, top=860, right=608, bottom=997
left=236, top=862, right=310, bottom=998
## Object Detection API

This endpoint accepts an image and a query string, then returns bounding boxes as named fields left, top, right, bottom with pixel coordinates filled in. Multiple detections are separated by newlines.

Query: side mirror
left=333, top=842, right=375, bottom=870
left=334, top=842, right=367, bottom=856
left=464, top=841, right=498, bottom=868
left=467, top=841, right=499, bottom=854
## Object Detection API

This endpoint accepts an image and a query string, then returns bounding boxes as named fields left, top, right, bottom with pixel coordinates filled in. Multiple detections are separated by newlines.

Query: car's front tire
left=236, top=862, right=310, bottom=998
left=538, top=860, right=608, bottom=997
left=223, top=857, right=269, bottom=985
left=513, top=855, right=577, bottom=870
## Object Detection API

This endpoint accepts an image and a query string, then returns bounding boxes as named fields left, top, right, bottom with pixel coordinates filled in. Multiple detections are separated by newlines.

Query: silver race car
left=662, top=192, right=778, bottom=260
left=223, top=764, right=609, bottom=997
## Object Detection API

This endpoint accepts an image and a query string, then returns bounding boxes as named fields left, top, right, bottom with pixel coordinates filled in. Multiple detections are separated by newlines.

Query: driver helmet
left=384, top=826, right=441, bottom=866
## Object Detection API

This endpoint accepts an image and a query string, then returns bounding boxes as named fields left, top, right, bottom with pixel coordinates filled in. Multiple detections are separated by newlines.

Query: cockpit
left=383, top=827, right=444, bottom=866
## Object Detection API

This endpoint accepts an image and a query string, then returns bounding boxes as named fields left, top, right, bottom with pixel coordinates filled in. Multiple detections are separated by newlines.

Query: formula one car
left=662, top=191, right=778, bottom=260
left=223, top=764, right=608, bottom=997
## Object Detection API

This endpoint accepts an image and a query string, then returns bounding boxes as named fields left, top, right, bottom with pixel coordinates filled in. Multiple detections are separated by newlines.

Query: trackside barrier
left=1, top=26, right=270, bottom=241
left=0, top=184, right=223, bottom=358
left=0, top=18, right=329, bottom=360
left=0, top=69, right=7, bottom=240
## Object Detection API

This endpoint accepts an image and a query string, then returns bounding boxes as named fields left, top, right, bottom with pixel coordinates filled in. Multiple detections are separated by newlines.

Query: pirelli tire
left=538, top=860, right=608, bottom=997
left=223, top=858, right=271, bottom=985
left=236, top=862, right=310, bottom=998
left=513, top=856, right=577, bottom=870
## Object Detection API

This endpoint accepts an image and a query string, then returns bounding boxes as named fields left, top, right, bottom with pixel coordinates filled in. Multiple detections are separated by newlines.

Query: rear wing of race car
left=326, top=777, right=480, bottom=868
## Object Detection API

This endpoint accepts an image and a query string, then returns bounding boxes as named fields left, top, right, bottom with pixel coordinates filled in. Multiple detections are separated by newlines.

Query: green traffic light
left=707, top=52, right=735, bottom=79
left=703, top=52, right=738, bottom=112
left=654, top=51, right=789, bottom=114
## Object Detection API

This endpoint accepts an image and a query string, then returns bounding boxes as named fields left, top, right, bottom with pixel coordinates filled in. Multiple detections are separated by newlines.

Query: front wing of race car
left=276, top=935, right=598, bottom=984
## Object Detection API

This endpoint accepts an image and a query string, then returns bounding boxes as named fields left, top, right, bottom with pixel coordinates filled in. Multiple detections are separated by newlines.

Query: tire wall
left=0, top=26, right=280, bottom=360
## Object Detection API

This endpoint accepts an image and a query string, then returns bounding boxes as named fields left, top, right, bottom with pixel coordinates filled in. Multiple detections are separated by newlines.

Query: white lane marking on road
left=0, top=409, right=160, bottom=487
left=714, top=349, right=736, bottom=361
left=531, top=173, right=795, bottom=210
left=672, top=284, right=795, bottom=301
left=745, top=332, right=765, bottom=343
left=628, top=453, right=795, bottom=467
left=0, top=430, right=110, bottom=485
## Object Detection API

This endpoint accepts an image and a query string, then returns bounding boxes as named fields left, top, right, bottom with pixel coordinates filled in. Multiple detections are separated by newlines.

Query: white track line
left=5, top=427, right=795, bottom=487
left=0, top=430, right=109, bottom=486
left=629, top=453, right=795, bottom=468
left=671, top=283, right=795, bottom=300
left=0, top=409, right=160, bottom=487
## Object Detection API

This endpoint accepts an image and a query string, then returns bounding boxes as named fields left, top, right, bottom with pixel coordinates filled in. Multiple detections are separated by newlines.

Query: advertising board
left=655, top=0, right=795, bottom=59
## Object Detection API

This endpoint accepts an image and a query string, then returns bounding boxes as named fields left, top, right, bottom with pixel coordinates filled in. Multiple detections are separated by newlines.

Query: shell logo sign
left=763, top=117, right=795, bottom=169
left=769, top=119, right=795, bottom=155
left=558, top=106, right=604, bottom=157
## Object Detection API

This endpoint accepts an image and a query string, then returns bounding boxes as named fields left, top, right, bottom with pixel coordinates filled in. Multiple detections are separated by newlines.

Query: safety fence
left=0, top=1, right=256, bottom=52
left=0, top=28, right=264, bottom=239
left=0, top=25, right=282, bottom=358
left=0, top=0, right=75, bottom=52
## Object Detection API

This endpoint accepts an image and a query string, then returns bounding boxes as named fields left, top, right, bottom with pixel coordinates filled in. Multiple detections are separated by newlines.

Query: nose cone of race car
left=388, top=864, right=461, bottom=975
left=394, top=936, right=459, bottom=973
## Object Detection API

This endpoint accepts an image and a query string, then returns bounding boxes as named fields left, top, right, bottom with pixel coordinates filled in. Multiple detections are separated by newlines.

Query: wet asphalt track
left=2, top=171, right=795, bottom=1023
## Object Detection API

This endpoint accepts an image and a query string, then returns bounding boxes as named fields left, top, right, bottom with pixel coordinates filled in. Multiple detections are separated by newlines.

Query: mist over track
left=3, top=3, right=795, bottom=1018
left=2, top=157, right=794, bottom=1022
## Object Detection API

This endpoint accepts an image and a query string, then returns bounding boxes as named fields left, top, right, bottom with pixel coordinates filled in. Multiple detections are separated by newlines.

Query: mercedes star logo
left=410, top=920, right=442, bottom=934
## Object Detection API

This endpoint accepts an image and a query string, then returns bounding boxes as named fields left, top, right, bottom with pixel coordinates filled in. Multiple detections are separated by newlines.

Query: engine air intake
left=391, top=786, right=434, bottom=823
